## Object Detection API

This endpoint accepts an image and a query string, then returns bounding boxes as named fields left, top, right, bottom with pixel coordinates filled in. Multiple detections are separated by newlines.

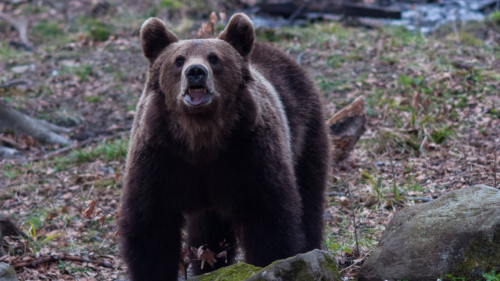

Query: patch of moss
left=320, top=253, right=341, bottom=280
left=0, top=263, right=17, bottom=279
left=448, top=225, right=500, bottom=279
left=275, top=260, right=313, bottom=281
left=189, top=263, right=261, bottom=281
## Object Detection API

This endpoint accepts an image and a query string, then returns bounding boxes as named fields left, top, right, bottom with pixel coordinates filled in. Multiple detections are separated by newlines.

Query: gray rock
left=359, top=185, right=500, bottom=281
left=10, top=64, right=35, bottom=74
left=188, top=249, right=340, bottom=281
left=0, top=263, right=17, bottom=281
left=0, top=147, right=22, bottom=160
left=247, top=249, right=340, bottom=281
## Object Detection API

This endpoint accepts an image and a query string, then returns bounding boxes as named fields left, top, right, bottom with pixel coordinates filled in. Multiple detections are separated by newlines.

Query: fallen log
left=342, top=2, right=402, bottom=19
left=258, top=0, right=401, bottom=20
left=327, top=97, right=366, bottom=162
left=0, top=103, right=73, bottom=145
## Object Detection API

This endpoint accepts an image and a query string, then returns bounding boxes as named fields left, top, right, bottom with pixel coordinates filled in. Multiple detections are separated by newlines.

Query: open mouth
left=185, top=86, right=211, bottom=106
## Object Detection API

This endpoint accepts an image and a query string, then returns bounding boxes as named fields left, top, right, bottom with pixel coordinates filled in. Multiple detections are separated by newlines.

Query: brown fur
left=119, top=14, right=330, bottom=281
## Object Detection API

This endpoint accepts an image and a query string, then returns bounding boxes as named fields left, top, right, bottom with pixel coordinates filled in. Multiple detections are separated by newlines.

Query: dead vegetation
left=1, top=0, right=500, bottom=280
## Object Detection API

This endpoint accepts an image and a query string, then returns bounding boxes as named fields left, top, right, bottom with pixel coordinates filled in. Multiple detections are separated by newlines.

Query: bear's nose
left=185, top=65, right=208, bottom=84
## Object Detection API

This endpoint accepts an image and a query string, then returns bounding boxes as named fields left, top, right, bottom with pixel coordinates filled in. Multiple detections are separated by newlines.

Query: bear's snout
left=183, top=64, right=212, bottom=106
left=185, top=64, right=208, bottom=85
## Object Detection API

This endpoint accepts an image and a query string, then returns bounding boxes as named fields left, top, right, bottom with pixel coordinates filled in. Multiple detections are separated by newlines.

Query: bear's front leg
left=237, top=199, right=304, bottom=267
left=231, top=133, right=306, bottom=267
left=119, top=143, right=185, bottom=281
left=120, top=208, right=184, bottom=281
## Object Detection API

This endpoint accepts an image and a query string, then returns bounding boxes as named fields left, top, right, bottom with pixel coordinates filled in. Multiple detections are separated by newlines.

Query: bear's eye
left=175, top=57, right=185, bottom=67
left=208, top=54, right=219, bottom=65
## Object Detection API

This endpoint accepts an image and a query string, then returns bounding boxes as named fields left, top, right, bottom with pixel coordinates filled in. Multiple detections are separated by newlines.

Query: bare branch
left=11, top=254, right=112, bottom=269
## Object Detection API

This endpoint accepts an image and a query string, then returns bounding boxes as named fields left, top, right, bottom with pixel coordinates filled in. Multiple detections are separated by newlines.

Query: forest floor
left=2, top=0, right=500, bottom=280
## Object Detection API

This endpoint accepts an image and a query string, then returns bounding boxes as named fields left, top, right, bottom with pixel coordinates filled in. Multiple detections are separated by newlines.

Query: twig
left=288, top=0, right=310, bottom=24
left=27, top=139, right=87, bottom=161
left=106, top=124, right=132, bottom=132
left=0, top=135, right=26, bottom=150
left=339, top=250, right=372, bottom=273
left=37, top=141, right=81, bottom=160
left=388, top=150, right=399, bottom=201
left=0, top=79, right=30, bottom=89
left=31, top=133, right=127, bottom=161
left=325, top=192, right=357, bottom=197
left=326, top=192, right=433, bottom=202
left=347, top=184, right=359, bottom=255
left=296, top=51, right=305, bottom=66
left=493, top=148, right=498, bottom=188
left=11, top=253, right=112, bottom=269
left=451, top=9, right=460, bottom=44
left=406, top=197, right=432, bottom=202
left=419, top=135, right=427, bottom=156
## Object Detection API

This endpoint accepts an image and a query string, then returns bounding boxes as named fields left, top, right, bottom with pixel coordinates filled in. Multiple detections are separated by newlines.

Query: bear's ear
left=218, top=13, right=255, bottom=58
left=140, top=18, right=178, bottom=63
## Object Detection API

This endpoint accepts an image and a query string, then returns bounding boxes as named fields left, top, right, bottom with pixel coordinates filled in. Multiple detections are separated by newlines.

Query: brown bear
left=118, top=13, right=330, bottom=281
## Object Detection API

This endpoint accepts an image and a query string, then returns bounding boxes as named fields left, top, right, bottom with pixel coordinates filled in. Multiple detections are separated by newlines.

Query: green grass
left=58, top=260, right=90, bottom=274
left=483, top=270, right=500, bottom=281
left=72, top=16, right=114, bottom=42
left=1, top=163, right=23, bottom=180
left=89, top=25, right=112, bottom=42
left=405, top=175, right=423, bottom=192
left=70, top=137, right=128, bottom=163
left=51, top=137, right=128, bottom=172
left=431, top=126, right=455, bottom=144
left=31, top=21, right=64, bottom=39
left=62, top=64, right=94, bottom=82
left=84, top=95, right=102, bottom=103
left=0, top=42, right=20, bottom=61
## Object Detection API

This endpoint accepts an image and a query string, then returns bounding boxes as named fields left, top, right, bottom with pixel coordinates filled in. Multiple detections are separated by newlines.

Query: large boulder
left=188, top=249, right=340, bottom=281
left=359, top=185, right=500, bottom=281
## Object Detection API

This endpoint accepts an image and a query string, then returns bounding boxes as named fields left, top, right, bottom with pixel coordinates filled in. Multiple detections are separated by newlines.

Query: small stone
left=11, top=64, right=35, bottom=74
left=0, top=262, right=17, bottom=281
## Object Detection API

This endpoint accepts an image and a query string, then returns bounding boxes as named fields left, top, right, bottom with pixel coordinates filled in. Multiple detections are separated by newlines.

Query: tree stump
left=326, top=97, right=366, bottom=162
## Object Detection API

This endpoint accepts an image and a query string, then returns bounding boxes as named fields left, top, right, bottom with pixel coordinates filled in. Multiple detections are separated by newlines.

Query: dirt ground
left=2, top=0, right=500, bottom=280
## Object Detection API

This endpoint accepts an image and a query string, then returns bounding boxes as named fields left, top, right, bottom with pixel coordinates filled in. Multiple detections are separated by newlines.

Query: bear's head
left=140, top=13, right=255, bottom=116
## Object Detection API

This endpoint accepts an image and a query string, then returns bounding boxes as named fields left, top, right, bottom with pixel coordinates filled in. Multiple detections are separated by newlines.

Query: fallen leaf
left=99, top=215, right=106, bottom=227
left=210, top=12, right=218, bottom=25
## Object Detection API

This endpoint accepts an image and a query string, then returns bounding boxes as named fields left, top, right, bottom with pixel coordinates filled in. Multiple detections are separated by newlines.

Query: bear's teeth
left=188, top=87, right=206, bottom=94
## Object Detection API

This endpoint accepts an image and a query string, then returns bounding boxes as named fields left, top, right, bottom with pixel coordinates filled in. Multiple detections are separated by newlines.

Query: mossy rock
left=247, top=249, right=340, bottom=281
left=0, top=262, right=17, bottom=281
left=188, top=249, right=340, bottom=281
left=187, top=263, right=262, bottom=281
left=359, top=185, right=500, bottom=281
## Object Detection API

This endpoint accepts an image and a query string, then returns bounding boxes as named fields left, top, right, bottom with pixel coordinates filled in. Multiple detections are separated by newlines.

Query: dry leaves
left=82, top=200, right=96, bottom=218
left=191, top=245, right=217, bottom=269
left=197, top=11, right=226, bottom=39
